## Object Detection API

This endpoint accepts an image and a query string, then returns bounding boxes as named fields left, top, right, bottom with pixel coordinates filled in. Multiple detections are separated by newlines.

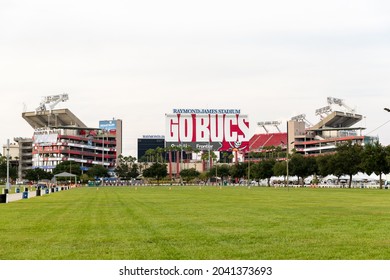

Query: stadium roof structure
left=309, top=111, right=363, bottom=131
left=249, top=132, right=287, bottom=151
left=22, top=108, right=87, bottom=129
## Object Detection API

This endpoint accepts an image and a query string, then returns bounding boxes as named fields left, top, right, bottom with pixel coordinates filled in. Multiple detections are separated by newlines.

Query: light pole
left=180, top=143, right=183, bottom=185
left=286, top=141, right=294, bottom=190
left=247, top=150, right=251, bottom=186
left=6, top=139, right=11, bottom=191
left=208, top=140, right=211, bottom=171
left=286, top=152, right=289, bottom=190
left=215, top=161, right=218, bottom=185
left=247, top=149, right=254, bottom=186
left=102, top=129, right=105, bottom=166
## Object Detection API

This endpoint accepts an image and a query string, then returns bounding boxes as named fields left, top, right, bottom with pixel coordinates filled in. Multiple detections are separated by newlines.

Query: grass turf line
left=1, top=186, right=389, bottom=260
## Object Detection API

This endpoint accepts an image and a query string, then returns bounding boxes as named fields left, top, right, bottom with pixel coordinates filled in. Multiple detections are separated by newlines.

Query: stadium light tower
left=36, top=93, right=69, bottom=112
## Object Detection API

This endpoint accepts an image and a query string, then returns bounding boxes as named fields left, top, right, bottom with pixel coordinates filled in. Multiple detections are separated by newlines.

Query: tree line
left=135, top=141, right=390, bottom=188
left=0, top=159, right=111, bottom=184
left=1, top=141, right=389, bottom=187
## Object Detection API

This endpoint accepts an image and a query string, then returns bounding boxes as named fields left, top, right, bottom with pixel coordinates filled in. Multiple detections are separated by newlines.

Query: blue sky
left=1, top=0, right=389, bottom=156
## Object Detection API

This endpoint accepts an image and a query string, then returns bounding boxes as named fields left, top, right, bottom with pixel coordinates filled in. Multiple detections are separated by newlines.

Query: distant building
left=13, top=138, right=33, bottom=180
left=2, top=141, right=20, bottom=159
left=2, top=141, right=23, bottom=178
left=137, top=136, right=165, bottom=161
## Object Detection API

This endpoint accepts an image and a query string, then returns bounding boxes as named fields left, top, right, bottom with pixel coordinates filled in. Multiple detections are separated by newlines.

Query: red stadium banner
left=165, top=111, right=250, bottom=152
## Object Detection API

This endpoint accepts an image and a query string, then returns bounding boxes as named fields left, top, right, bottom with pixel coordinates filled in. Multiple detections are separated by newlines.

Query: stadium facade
left=17, top=95, right=122, bottom=177
left=247, top=97, right=377, bottom=158
left=4, top=96, right=380, bottom=181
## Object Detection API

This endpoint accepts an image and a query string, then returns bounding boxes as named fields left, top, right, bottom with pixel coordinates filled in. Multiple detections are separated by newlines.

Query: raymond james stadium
left=2, top=94, right=387, bottom=191
left=1, top=94, right=390, bottom=260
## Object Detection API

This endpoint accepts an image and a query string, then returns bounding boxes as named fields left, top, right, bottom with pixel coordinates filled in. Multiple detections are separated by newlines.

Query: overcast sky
left=1, top=0, right=390, bottom=157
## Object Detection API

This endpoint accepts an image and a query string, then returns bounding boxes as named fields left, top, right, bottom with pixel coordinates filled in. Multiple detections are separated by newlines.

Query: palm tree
left=221, top=152, right=229, bottom=163
left=275, top=146, right=283, bottom=160
left=228, top=153, right=235, bottom=163
left=184, top=145, right=193, bottom=169
left=201, top=151, right=209, bottom=171
left=145, top=148, right=156, bottom=163
left=155, top=147, right=164, bottom=163
left=192, top=148, right=201, bottom=169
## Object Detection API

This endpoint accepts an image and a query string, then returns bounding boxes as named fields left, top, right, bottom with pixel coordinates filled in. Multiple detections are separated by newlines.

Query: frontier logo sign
left=165, top=110, right=251, bottom=152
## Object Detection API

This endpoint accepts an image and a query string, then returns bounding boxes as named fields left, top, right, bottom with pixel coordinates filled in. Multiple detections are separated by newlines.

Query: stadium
left=5, top=94, right=122, bottom=179
left=1, top=95, right=381, bottom=184
left=1, top=95, right=390, bottom=263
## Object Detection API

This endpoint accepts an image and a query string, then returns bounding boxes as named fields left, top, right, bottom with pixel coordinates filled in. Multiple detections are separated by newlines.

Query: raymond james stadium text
left=173, top=109, right=241, bottom=114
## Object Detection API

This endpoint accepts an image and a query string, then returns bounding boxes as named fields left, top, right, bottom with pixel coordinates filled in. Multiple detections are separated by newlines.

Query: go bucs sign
left=165, top=109, right=251, bottom=152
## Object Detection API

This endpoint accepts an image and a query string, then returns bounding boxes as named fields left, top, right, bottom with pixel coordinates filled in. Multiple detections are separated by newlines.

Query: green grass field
left=1, top=186, right=390, bottom=260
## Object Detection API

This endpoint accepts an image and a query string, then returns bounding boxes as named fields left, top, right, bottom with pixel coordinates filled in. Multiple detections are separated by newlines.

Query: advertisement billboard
left=33, top=132, right=59, bottom=146
left=165, top=109, right=251, bottom=152
left=99, top=120, right=117, bottom=135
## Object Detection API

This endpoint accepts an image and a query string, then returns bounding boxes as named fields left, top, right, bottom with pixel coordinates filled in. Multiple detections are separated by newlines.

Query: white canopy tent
left=53, top=172, right=77, bottom=185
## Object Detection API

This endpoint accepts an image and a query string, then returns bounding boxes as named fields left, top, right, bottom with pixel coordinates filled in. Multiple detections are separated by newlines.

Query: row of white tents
left=261, top=172, right=390, bottom=187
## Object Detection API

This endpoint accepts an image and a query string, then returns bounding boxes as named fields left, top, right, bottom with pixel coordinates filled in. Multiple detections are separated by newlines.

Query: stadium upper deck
left=248, top=97, right=376, bottom=157
left=22, top=108, right=87, bottom=129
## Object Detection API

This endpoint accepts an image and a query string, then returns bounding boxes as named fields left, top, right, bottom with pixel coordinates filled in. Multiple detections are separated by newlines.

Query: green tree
left=328, top=153, right=345, bottom=183
left=192, top=148, right=201, bottom=163
left=180, top=168, right=200, bottom=183
left=155, top=147, right=165, bottom=163
left=115, top=155, right=130, bottom=179
left=334, top=141, right=363, bottom=188
left=387, top=145, right=390, bottom=170
left=142, top=162, right=168, bottom=185
left=221, top=152, right=229, bottom=163
left=115, top=155, right=139, bottom=179
left=209, top=164, right=230, bottom=182
left=24, top=168, right=53, bottom=182
left=253, top=159, right=275, bottom=186
left=273, top=160, right=286, bottom=177
left=230, top=162, right=248, bottom=182
left=210, top=151, right=217, bottom=166
left=53, top=161, right=81, bottom=176
left=0, top=155, right=17, bottom=180
left=201, top=151, right=211, bottom=169
left=80, top=173, right=91, bottom=184
left=361, top=142, right=390, bottom=189
left=316, top=154, right=334, bottom=178
left=184, top=145, right=193, bottom=167
left=274, top=146, right=284, bottom=159
left=145, top=149, right=156, bottom=163
left=87, top=164, right=109, bottom=179
left=129, top=163, right=140, bottom=179
left=198, top=171, right=209, bottom=183
left=138, top=155, right=147, bottom=163
left=289, top=154, right=318, bottom=186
